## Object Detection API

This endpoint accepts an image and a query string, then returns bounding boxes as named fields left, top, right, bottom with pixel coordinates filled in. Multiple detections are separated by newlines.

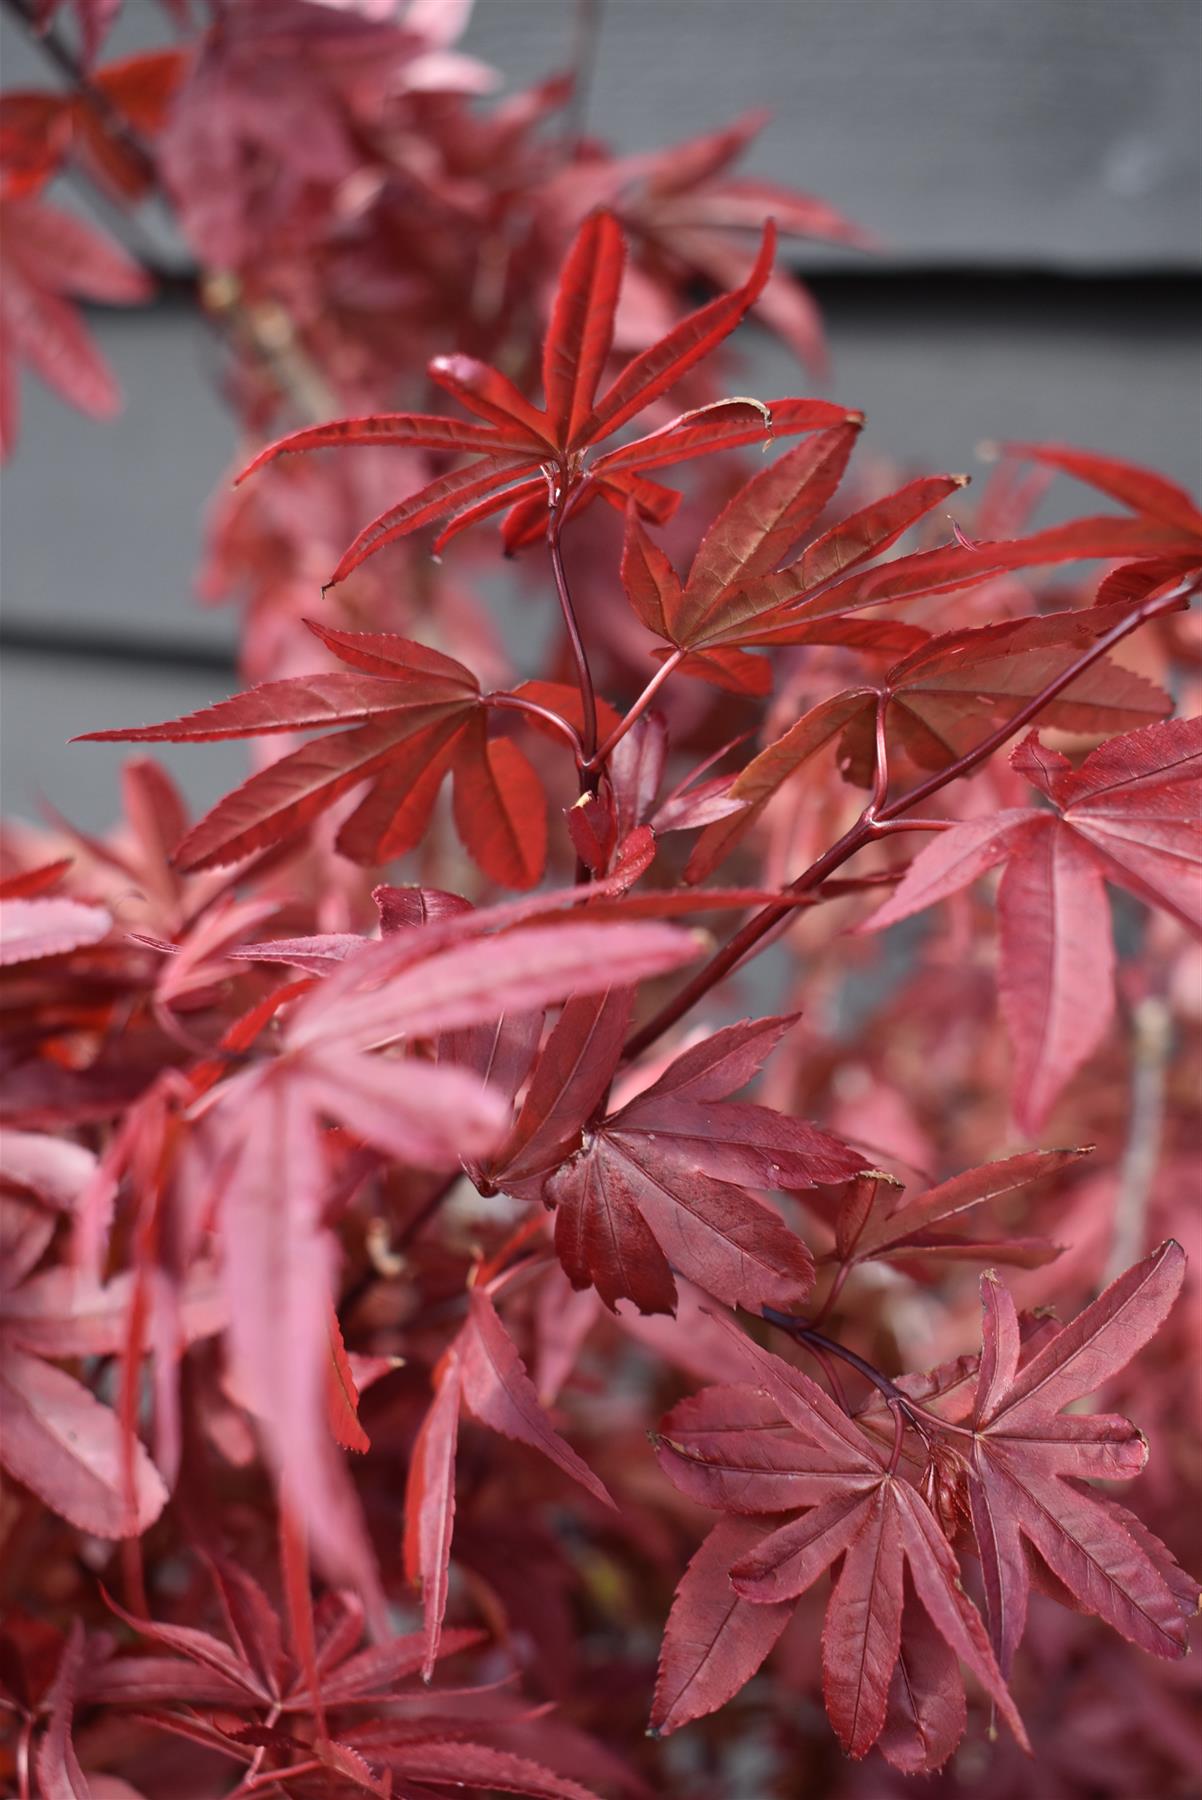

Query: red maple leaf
left=199, top=909, right=701, bottom=1600
left=686, top=602, right=1174, bottom=878
left=0, top=1127, right=222, bottom=1536
left=78, top=620, right=552, bottom=881
left=234, top=209, right=858, bottom=577
left=1001, top=440, right=1202, bottom=605
left=964, top=1242, right=1198, bottom=1676
left=816, top=1146, right=1082, bottom=1275
left=404, top=1280, right=615, bottom=1678
left=862, top=714, right=1202, bottom=1129
left=652, top=1322, right=1027, bottom=1766
left=526, top=1010, right=862, bottom=1315
left=73, top=1570, right=601, bottom=1800
left=541, top=107, right=875, bottom=376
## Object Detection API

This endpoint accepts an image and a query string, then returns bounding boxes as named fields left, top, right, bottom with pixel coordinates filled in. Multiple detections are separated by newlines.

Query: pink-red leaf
left=0, top=1347, right=166, bottom=1537
left=452, top=725, right=547, bottom=890
left=0, top=897, right=111, bottom=964
left=403, top=1347, right=463, bottom=1681
left=1000, top=442, right=1202, bottom=537
left=996, top=818, right=1115, bottom=1132
left=459, top=1289, right=614, bottom=1508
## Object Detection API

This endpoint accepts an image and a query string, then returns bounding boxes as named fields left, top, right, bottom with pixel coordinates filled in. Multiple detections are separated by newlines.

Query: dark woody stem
left=764, top=1310, right=915, bottom=1411
left=763, top=1311, right=973, bottom=1444
left=623, top=582, right=1188, bottom=1062
left=3, top=0, right=156, bottom=185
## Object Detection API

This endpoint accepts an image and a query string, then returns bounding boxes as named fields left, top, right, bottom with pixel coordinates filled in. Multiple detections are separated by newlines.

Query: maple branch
left=874, top=816, right=953, bottom=834
left=875, top=581, right=1190, bottom=822
left=588, top=649, right=684, bottom=771
left=623, top=582, right=1189, bottom=1060
left=547, top=509, right=598, bottom=771
left=3, top=0, right=157, bottom=187
left=2, top=0, right=181, bottom=281
left=397, top=1171, right=466, bottom=1252
left=623, top=810, right=875, bottom=1058
left=4, top=0, right=338, bottom=427
left=338, top=1171, right=466, bottom=1326
left=1104, top=996, right=1171, bottom=1285
left=763, top=1310, right=914, bottom=1412
left=210, top=286, right=339, bottom=424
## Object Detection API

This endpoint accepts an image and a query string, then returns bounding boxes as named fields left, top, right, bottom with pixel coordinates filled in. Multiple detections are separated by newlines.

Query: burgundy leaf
left=458, top=1289, right=614, bottom=1507
left=651, top=1515, right=791, bottom=1736
left=966, top=1245, right=1196, bottom=1671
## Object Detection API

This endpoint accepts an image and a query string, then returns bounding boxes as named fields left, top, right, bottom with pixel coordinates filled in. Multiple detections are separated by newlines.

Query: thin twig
left=3, top=0, right=157, bottom=186
left=487, top=690, right=586, bottom=765
left=763, top=1311, right=975, bottom=1443
left=6, top=0, right=340, bottom=428
left=547, top=511, right=598, bottom=771
left=1104, top=996, right=1171, bottom=1284
left=764, top=1311, right=912, bottom=1410
left=588, top=648, right=684, bottom=771
left=623, top=583, right=1189, bottom=1062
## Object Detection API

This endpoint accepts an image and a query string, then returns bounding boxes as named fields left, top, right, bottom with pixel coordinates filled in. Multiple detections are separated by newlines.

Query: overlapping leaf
left=79, top=1575, right=597, bottom=1800
left=689, top=510, right=1202, bottom=654
left=688, top=605, right=1174, bottom=878
left=78, top=620, right=547, bottom=883
left=864, top=715, right=1202, bottom=1128
left=964, top=1242, right=1198, bottom=1675
left=1007, top=439, right=1202, bottom=572
left=537, top=1013, right=862, bottom=1314
left=0, top=1132, right=223, bottom=1535
left=621, top=458, right=958, bottom=669
left=405, top=1284, right=614, bottom=1678
left=0, top=193, right=150, bottom=459
left=205, top=913, right=700, bottom=1600
left=823, top=1146, right=1082, bottom=1272
left=652, top=1326, right=1026, bottom=1765
left=233, top=211, right=828, bottom=577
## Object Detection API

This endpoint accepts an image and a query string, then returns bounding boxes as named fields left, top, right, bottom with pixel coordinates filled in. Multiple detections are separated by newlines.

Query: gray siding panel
left=1, top=0, right=1199, bottom=270
left=459, top=0, right=1202, bottom=270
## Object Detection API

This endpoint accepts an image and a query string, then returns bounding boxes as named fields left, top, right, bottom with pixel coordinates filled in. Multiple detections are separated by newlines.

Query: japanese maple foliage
left=2, top=4, right=1200, bottom=1798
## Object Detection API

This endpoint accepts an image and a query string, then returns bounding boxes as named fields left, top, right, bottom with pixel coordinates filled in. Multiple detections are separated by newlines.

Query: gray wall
left=2, top=0, right=1200, bottom=831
